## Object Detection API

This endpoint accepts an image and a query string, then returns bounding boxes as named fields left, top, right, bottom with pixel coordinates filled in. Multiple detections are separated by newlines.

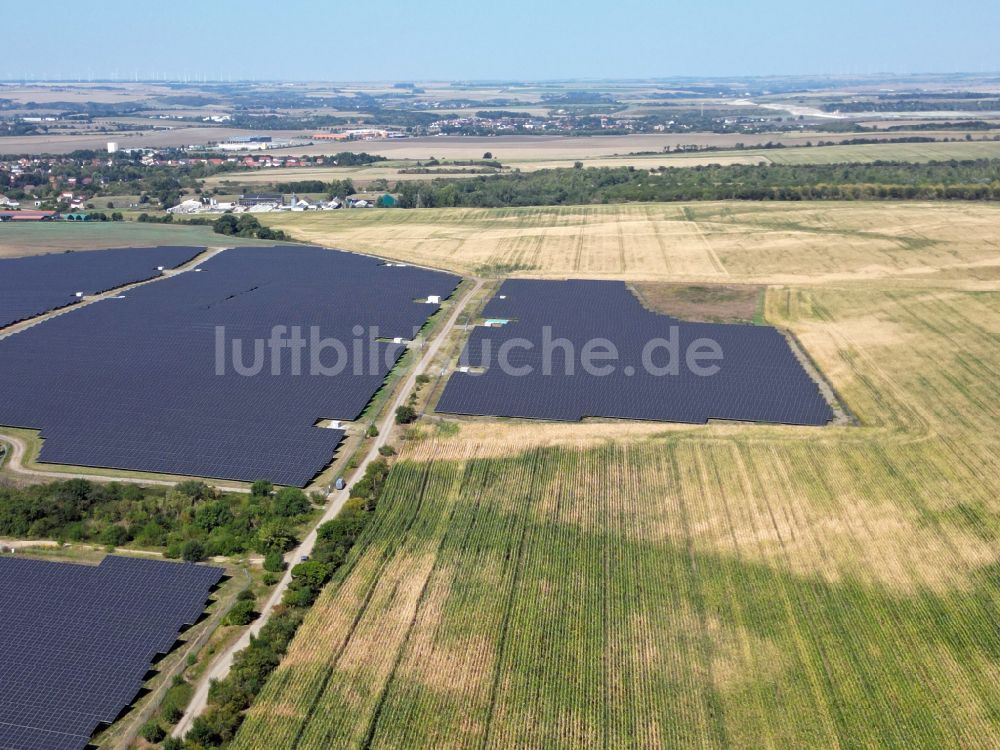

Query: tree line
left=390, top=159, right=1000, bottom=208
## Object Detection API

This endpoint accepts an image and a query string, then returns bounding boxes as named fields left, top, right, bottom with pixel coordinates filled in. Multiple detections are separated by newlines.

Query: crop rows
left=230, top=279, right=1000, bottom=748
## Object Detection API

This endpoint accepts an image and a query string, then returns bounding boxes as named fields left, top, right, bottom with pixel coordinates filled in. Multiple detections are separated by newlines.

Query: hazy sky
left=5, top=0, right=998, bottom=81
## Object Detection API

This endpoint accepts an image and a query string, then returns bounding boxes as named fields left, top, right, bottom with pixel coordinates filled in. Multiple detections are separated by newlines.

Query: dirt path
left=172, top=277, right=483, bottom=739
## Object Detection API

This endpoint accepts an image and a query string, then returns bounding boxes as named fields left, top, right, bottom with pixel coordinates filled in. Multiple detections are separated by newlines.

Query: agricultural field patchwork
left=231, top=254, right=1000, bottom=748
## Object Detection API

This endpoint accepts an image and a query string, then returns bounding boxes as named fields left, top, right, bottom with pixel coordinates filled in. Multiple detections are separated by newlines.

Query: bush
left=263, top=549, right=286, bottom=572
left=162, top=737, right=185, bottom=750
left=378, top=444, right=397, bottom=457
left=273, top=487, right=311, bottom=517
left=161, top=702, right=183, bottom=724
left=225, top=598, right=258, bottom=626
left=139, top=721, right=165, bottom=743
left=395, top=405, right=418, bottom=424
left=366, top=424, right=379, bottom=438
left=212, top=212, right=287, bottom=241
left=282, top=585, right=315, bottom=608
left=181, top=539, right=206, bottom=562
left=100, top=524, right=130, bottom=548
left=251, top=480, right=273, bottom=497
left=290, top=560, right=332, bottom=590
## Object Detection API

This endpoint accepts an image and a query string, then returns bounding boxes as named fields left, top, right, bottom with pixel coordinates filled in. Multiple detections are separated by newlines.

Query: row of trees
left=212, top=213, right=288, bottom=241
left=176, top=458, right=392, bottom=748
left=390, top=159, right=1000, bottom=208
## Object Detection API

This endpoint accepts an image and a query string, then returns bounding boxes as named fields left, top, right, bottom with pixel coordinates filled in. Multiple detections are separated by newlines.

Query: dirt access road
left=172, top=276, right=483, bottom=738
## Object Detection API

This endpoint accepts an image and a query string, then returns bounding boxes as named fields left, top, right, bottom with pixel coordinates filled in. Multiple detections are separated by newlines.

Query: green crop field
left=231, top=201, right=1000, bottom=750
left=760, top=139, right=1000, bottom=165
left=0, top=221, right=278, bottom=258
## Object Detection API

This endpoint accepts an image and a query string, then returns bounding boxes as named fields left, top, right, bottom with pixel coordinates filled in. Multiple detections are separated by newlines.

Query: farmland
left=260, top=200, right=1000, bottom=282
left=228, top=198, right=1000, bottom=749
left=0, top=221, right=267, bottom=257
left=199, top=140, right=1000, bottom=193
left=469, top=139, right=1000, bottom=172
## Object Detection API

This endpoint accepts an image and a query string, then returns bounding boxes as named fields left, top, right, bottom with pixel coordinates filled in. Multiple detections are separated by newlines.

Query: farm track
left=172, top=277, right=483, bottom=739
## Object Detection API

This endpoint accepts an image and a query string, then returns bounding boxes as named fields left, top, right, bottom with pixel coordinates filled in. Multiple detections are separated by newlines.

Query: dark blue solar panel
left=0, top=246, right=202, bottom=328
left=0, top=555, right=223, bottom=750
left=0, top=245, right=459, bottom=486
left=436, top=280, right=833, bottom=426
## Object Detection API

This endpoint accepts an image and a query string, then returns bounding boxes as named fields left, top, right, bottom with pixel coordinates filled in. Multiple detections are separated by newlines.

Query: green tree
left=255, top=521, right=296, bottom=554
left=213, top=213, right=239, bottom=235
left=290, top=560, right=332, bottom=590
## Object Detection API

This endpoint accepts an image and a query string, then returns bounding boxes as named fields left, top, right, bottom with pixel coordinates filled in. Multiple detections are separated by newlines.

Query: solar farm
left=0, top=555, right=222, bottom=750
left=0, top=246, right=202, bottom=329
left=0, top=244, right=458, bottom=486
left=437, top=279, right=833, bottom=425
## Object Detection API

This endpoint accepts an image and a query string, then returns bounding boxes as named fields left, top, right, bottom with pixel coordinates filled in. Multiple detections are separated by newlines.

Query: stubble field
left=261, top=201, right=1000, bottom=283
left=232, top=201, right=1000, bottom=749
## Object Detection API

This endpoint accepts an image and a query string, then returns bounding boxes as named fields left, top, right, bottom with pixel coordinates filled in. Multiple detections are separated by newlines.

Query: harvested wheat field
left=232, top=199, right=1000, bottom=749
left=261, top=201, right=1000, bottom=283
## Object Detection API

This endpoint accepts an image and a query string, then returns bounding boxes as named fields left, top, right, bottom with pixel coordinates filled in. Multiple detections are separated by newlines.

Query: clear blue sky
left=5, top=0, right=998, bottom=81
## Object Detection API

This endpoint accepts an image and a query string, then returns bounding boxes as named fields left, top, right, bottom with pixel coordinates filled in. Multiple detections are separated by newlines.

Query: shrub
left=181, top=539, right=206, bottom=562
left=100, top=524, right=130, bottom=548
left=273, top=487, right=310, bottom=517
left=395, top=405, right=418, bottom=424
left=263, top=549, right=286, bottom=572
left=250, top=480, right=273, bottom=497
left=161, top=702, right=183, bottom=724
left=139, top=721, right=165, bottom=743
left=225, top=599, right=258, bottom=626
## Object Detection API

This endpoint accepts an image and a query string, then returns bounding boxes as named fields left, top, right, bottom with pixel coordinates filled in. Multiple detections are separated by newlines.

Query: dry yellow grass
left=261, top=201, right=1000, bottom=283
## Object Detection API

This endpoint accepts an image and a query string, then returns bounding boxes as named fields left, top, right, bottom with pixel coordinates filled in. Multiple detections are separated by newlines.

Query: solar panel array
left=0, top=245, right=459, bottom=486
left=437, top=280, right=833, bottom=426
left=0, top=246, right=202, bottom=328
left=0, top=555, right=223, bottom=750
